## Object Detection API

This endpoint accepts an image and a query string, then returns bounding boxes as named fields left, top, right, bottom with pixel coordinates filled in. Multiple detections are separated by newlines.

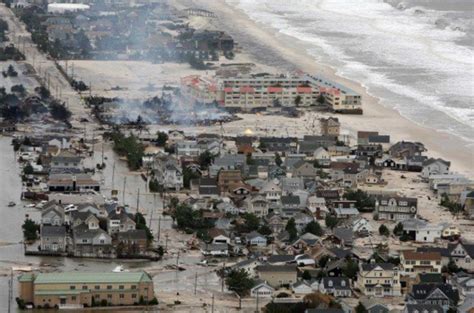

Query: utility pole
left=194, top=272, right=197, bottom=295
left=211, top=294, right=214, bottom=313
left=136, top=188, right=140, bottom=214
left=256, top=291, right=259, bottom=313
left=157, top=216, right=161, bottom=241
left=122, top=177, right=127, bottom=205
left=176, top=251, right=180, bottom=269
left=101, top=141, right=104, bottom=167
left=165, top=233, right=169, bottom=251
left=111, top=161, right=116, bottom=191
left=221, top=261, right=226, bottom=292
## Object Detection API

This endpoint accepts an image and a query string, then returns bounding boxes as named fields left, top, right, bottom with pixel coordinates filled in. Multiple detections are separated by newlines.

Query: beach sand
left=174, top=0, right=473, bottom=178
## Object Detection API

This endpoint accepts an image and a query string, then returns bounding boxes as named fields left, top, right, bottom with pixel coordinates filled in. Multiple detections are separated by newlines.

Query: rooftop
left=33, top=271, right=152, bottom=284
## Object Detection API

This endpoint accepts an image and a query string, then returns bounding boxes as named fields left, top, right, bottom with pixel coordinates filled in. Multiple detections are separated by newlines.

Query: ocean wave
left=228, top=0, right=474, bottom=143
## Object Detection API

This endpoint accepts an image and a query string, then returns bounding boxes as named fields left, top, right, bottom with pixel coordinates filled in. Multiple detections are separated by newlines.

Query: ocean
left=227, top=0, right=474, bottom=145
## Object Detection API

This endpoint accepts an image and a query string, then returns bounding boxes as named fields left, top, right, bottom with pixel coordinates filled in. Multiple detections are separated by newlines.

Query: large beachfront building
left=18, top=271, right=155, bottom=309
left=181, top=73, right=362, bottom=113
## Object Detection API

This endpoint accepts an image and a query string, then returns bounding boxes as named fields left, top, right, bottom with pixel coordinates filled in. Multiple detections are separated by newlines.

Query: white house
left=292, top=280, right=313, bottom=295
left=352, top=217, right=373, bottom=236
left=422, top=158, right=450, bottom=179
left=251, top=282, right=274, bottom=298
left=246, top=231, right=267, bottom=247
left=212, top=234, right=231, bottom=245
left=314, top=147, right=331, bottom=166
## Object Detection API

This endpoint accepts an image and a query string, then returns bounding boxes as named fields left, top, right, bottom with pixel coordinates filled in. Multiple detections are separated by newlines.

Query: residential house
left=209, top=154, right=246, bottom=177
left=375, top=196, right=418, bottom=221
left=266, top=214, right=285, bottom=234
left=280, top=177, right=304, bottom=196
left=356, top=262, right=402, bottom=297
left=117, top=230, right=148, bottom=255
left=250, top=281, right=274, bottom=298
left=260, top=179, right=282, bottom=203
left=245, top=195, right=269, bottom=217
left=400, top=251, right=442, bottom=277
left=259, top=137, right=297, bottom=154
left=422, top=158, right=451, bottom=179
left=107, top=208, right=136, bottom=234
left=406, top=283, right=459, bottom=311
left=256, top=265, right=297, bottom=287
left=50, top=151, right=82, bottom=173
left=290, top=233, right=321, bottom=254
left=319, top=277, right=351, bottom=297
left=201, top=243, right=229, bottom=257
left=41, top=205, right=65, bottom=226
left=351, top=217, right=373, bottom=237
left=320, top=117, right=340, bottom=137
left=72, top=225, right=114, bottom=258
left=48, top=174, right=100, bottom=192
left=167, top=130, right=185, bottom=145
left=281, top=195, right=302, bottom=218
left=292, top=280, right=313, bottom=295
left=403, top=304, right=443, bottom=313
left=246, top=231, right=267, bottom=247
left=448, top=241, right=474, bottom=272
left=307, top=196, right=329, bottom=219
left=332, top=228, right=354, bottom=247
left=40, top=225, right=67, bottom=252
left=314, top=147, right=331, bottom=167
left=292, top=160, right=319, bottom=179
left=401, top=219, right=443, bottom=243
left=217, top=170, right=243, bottom=194
left=389, top=141, right=426, bottom=158
left=358, top=131, right=379, bottom=145
left=176, top=140, right=200, bottom=157
left=334, top=207, right=359, bottom=220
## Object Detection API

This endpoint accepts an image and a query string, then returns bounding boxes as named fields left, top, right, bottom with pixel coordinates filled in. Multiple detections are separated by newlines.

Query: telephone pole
left=136, top=188, right=140, bottom=214
left=194, top=272, right=197, bottom=295
left=122, top=177, right=127, bottom=205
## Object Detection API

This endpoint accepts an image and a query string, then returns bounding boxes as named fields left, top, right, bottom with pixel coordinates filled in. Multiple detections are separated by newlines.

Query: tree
left=355, top=302, right=368, bottom=313
left=49, top=100, right=72, bottom=121
left=379, top=224, right=390, bottom=237
left=286, top=218, right=298, bottom=242
left=238, top=213, right=260, bottom=233
left=156, top=131, right=168, bottom=147
left=301, top=270, right=312, bottom=281
left=183, top=167, right=201, bottom=189
left=275, top=152, right=282, bottom=167
left=304, top=221, right=324, bottom=237
left=135, top=212, right=153, bottom=242
left=342, top=258, right=359, bottom=279
left=246, top=153, right=255, bottom=165
left=317, top=94, right=325, bottom=105
left=23, top=163, right=34, bottom=175
left=445, top=259, right=459, bottom=274
left=226, top=269, right=254, bottom=297
left=318, top=255, right=330, bottom=268
left=198, top=150, right=214, bottom=170
left=344, top=189, right=375, bottom=212
left=258, top=224, right=272, bottom=236
left=22, top=219, right=39, bottom=241
left=393, top=222, right=404, bottom=236
left=325, top=215, right=338, bottom=229
left=294, top=95, right=302, bottom=106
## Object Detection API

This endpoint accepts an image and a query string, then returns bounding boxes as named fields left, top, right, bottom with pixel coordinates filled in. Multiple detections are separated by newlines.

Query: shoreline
left=177, top=0, right=474, bottom=178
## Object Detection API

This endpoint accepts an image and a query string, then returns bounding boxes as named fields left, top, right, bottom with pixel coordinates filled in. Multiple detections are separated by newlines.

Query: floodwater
left=0, top=137, right=224, bottom=311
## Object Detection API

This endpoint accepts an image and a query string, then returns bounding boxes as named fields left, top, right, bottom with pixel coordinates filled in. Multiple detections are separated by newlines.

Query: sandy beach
left=171, top=0, right=473, bottom=178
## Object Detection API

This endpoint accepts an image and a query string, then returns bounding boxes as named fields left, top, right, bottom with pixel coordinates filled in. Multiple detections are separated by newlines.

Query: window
left=119, top=285, right=124, bottom=290
left=132, top=294, right=137, bottom=299
left=95, top=286, right=100, bottom=290
left=107, top=294, right=112, bottom=299
left=82, top=286, right=88, bottom=290
left=131, top=285, right=137, bottom=290
left=71, top=296, right=76, bottom=301
left=107, top=285, right=112, bottom=290
left=70, top=286, right=76, bottom=290
left=119, top=294, right=125, bottom=299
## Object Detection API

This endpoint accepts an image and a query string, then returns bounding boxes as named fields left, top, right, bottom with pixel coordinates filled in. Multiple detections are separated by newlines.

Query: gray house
left=40, top=225, right=67, bottom=252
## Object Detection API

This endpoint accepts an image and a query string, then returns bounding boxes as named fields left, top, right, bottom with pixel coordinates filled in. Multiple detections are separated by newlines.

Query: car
left=64, top=204, right=78, bottom=212
left=24, top=203, right=36, bottom=208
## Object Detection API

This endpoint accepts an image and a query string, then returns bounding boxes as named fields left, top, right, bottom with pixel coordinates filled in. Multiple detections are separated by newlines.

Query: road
left=0, top=4, right=97, bottom=134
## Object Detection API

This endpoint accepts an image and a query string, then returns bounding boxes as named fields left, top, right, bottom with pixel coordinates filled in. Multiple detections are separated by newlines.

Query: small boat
left=112, top=265, right=129, bottom=273
left=8, top=202, right=16, bottom=207
left=12, top=266, right=32, bottom=272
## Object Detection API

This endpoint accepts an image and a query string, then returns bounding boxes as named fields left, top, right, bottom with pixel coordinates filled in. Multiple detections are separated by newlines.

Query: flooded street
left=0, top=137, right=227, bottom=311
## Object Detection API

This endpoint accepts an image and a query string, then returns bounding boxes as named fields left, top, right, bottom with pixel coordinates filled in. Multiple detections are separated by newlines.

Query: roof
left=267, top=254, right=295, bottom=264
left=34, top=271, right=152, bottom=284
left=305, top=310, right=345, bottom=313
left=423, top=158, right=451, bottom=167
left=281, top=195, right=301, bottom=206
left=41, top=225, right=66, bottom=237
left=321, top=276, right=350, bottom=289
left=246, top=231, right=266, bottom=240
left=368, top=135, right=390, bottom=144
left=361, top=263, right=395, bottom=271
left=410, top=283, right=459, bottom=302
left=404, top=304, right=443, bottom=313
left=333, top=228, right=353, bottom=243
left=418, top=273, right=444, bottom=284
left=117, top=229, right=147, bottom=240
left=402, top=251, right=441, bottom=261
left=257, top=265, right=297, bottom=273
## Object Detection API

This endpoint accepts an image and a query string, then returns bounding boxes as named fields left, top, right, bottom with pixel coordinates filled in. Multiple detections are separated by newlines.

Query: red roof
left=208, top=85, right=217, bottom=92
left=240, top=86, right=255, bottom=93
left=224, top=87, right=233, bottom=93
left=267, top=86, right=283, bottom=93
left=320, top=87, right=340, bottom=95
left=297, top=86, right=312, bottom=93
